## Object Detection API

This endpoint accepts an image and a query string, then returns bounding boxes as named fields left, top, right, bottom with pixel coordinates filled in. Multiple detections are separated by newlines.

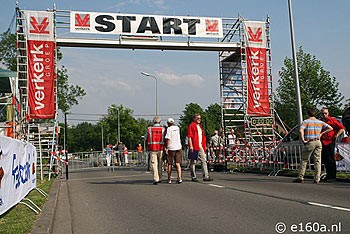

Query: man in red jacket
left=187, top=114, right=213, bottom=182
left=320, top=107, right=345, bottom=182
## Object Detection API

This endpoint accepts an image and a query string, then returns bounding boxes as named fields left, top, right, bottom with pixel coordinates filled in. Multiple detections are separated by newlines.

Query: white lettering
left=249, top=49, right=262, bottom=109
left=35, top=90, right=45, bottom=102
left=33, top=62, right=44, bottom=73
left=34, top=100, right=45, bottom=110
left=30, top=43, right=46, bottom=111
left=31, top=44, right=43, bottom=56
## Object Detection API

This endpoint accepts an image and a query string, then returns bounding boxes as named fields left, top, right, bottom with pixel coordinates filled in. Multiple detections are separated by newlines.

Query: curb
left=31, top=178, right=61, bottom=234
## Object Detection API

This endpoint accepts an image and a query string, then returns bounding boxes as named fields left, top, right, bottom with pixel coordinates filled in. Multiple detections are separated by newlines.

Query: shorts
left=167, top=149, right=182, bottom=165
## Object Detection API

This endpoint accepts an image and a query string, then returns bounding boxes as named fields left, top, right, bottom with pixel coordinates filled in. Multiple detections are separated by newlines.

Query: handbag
left=188, top=150, right=199, bottom=160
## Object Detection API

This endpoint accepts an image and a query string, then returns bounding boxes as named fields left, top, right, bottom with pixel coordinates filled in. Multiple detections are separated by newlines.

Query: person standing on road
left=112, top=143, right=118, bottom=166
left=106, top=144, right=112, bottom=171
left=293, top=108, right=333, bottom=184
left=164, top=118, right=183, bottom=184
left=123, top=144, right=129, bottom=165
left=146, top=116, right=165, bottom=185
left=210, top=130, right=220, bottom=161
left=136, top=143, right=143, bottom=165
left=187, top=114, right=213, bottom=182
left=117, top=142, right=123, bottom=166
left=320, top=107, right=345, bottom=182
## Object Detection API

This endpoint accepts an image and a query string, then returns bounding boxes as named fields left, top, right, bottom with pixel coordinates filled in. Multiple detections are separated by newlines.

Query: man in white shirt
left=164, top=118, right=183, bottom=184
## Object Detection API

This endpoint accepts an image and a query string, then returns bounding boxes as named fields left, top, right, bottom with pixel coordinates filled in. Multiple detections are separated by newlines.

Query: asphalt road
left=51, top=167, right=350, bottom=234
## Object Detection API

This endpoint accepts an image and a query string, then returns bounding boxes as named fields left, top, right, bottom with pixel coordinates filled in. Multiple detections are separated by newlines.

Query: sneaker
left=203, top=177, right=213, bottom=182
left=177, top=179, right=183, bottom=184
left=313, top=180, right=320, bottom=184
left=191, top=178, right=199, bottom=182
left=292, top=178, right=304, bottom=183
left=153, top=181, right=158, bottom=185
left=168, top=179, right=172, bottom=184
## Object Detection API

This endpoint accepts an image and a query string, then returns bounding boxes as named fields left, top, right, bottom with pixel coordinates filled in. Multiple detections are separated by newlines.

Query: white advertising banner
left=70, top=11, right=223, bottom=38
left=335, top=143, right=350, bottom=171
left=0, top=135, right=37, bottom=215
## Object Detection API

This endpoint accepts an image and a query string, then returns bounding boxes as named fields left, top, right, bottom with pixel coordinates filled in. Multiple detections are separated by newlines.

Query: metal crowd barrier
left=55, top=143, right=349, bottom=176
left=207, top=143, right=324, bottom=176
left=65, top=149, right=194, bottom=171
left=57, top=150, right=148, bottom=171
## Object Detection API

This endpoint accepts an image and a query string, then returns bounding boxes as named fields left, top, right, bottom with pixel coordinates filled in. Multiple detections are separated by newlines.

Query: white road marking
left=308, top=202, right=350, bottom=212
left=208, top=184, right=225, bottom=188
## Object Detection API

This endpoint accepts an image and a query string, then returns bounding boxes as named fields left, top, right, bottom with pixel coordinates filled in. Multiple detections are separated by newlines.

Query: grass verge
left=0, top=178, right=54, bottom=234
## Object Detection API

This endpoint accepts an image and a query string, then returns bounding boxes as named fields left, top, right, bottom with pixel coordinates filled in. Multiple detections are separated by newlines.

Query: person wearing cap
left=187, top=114, right=213, bottom=182
left=164, top=117, right=183, bottom=184
left=145, top=116, right=165, bottom=185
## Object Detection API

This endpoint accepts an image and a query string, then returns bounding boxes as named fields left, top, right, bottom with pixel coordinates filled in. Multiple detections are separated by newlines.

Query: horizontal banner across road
left=70, top=11, right=223, bottom=38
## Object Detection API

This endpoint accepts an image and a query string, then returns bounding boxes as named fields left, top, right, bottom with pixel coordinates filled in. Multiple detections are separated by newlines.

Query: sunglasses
left=321, top=112, right=328, bottom=115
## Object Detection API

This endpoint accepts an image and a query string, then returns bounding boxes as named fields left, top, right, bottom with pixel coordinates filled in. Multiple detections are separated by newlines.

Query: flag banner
left=0, top=135, right=37, bottom=215
left=70, top=11, right=223, bottom=38
left=24, top=11, right=56, bottom=119
left=244, top=21, right=270, bottom=116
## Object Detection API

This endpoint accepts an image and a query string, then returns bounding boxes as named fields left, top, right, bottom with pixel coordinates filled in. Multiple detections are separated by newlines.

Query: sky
left=1, top=0, right=349, bottom=124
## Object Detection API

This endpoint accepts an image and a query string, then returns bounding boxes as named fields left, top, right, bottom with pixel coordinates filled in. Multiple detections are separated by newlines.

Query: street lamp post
left=118, top=108, right=120, bottom=143
left=141, top=72, right=158, bottom=116
left=288, top=0, right=303, bottom=126
left=101, top=123, right=104, bottom=151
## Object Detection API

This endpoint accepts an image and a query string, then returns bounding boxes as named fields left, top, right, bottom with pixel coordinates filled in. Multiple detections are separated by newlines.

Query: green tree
left=0, top=32, right=16, bottom=70
left=205, top=103, right=222, bottom=137
left=65, top=105, right=150, bottom=152
left=101, top=104, right=149, bottom=150
left=275, top=47, right=343, bottom=127
left=345, top=98, right=350, bottom=109
left=67, top=122, right=101, bottom=152
left=0, top=32, right=86, bottom=113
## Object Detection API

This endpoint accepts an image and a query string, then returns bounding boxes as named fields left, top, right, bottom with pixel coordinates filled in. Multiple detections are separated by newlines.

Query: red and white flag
left=244, top=21, right=270, bottom=116
left=24, top=11, right=56, bottom=119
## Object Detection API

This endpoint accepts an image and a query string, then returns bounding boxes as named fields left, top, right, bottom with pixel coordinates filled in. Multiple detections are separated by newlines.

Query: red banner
left=25, top=11, right=56, bottom=119
left=27, top=40, right=55, bottom=119
left=244, top=21, right=270, bottom=116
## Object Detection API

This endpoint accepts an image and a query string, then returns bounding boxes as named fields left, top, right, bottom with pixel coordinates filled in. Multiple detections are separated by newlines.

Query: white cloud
left=156, top=72, right=205, bottom=88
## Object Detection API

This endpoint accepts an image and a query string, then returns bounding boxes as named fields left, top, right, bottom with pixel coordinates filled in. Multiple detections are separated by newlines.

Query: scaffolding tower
left=16, top=7, right=59, bottom=180
left=220, top=17, right=276, bottom=157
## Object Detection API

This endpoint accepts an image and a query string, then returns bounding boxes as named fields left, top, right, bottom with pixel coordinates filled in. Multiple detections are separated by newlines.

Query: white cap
left=167, top=118, right=175, bottom=124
